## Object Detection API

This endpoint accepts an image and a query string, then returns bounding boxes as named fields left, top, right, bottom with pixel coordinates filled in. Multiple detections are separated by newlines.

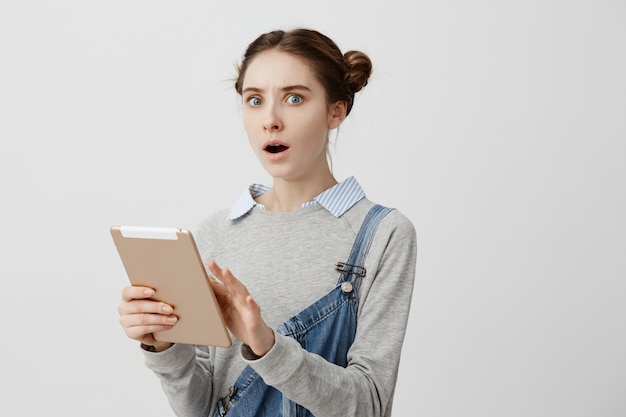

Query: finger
left=206, top=262, right=228, bottom=295
left=121, top=285, right=156, bottom=302
left=208, top=260, right=247, bottom=298
left=245, top=294, right=262, bottom=317
left=208, top=275, right=230, bottom=298
left=120, top=311, right=178, bottom=334
left=208, top=260, right=254, bottom=308
left=118, top=311, right=177, bottom=343
left=118, top=298, right=174, bottom=316
left=124, top=321, right=177, bottom=341
left=207, top=260, right=224, bottom=281
left=221, top=267, right=252, bottom=306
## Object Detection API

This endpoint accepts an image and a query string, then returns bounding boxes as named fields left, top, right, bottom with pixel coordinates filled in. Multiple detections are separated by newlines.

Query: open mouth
left=265, top=144, right=289, bottom=154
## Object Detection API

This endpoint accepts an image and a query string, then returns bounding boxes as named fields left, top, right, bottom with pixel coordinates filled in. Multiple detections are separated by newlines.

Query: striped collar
left=227, top=176, right=365, bottom=220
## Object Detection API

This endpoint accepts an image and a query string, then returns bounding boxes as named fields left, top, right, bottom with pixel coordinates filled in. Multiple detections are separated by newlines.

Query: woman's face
left=241, top=51, right=345, bottom=183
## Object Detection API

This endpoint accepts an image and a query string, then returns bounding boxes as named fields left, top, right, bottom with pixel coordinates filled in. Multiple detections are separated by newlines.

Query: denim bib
left=214, top=205, right=393, bottom=417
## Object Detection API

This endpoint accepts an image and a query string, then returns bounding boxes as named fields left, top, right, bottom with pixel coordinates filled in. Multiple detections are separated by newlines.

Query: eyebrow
left=242, top=84, right=312, bottom=94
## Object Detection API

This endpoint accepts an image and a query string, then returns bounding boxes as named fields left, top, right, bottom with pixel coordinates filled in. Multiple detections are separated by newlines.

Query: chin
left=264, top=168, right=303, bottom=182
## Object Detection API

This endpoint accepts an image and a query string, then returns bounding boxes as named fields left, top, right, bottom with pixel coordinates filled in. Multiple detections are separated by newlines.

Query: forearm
left=243, top=334, right=393, bottom=417
left=143, top=343, right=214, bottom=417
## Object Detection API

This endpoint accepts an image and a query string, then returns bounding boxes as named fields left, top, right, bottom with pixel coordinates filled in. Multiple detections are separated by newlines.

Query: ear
left=327, top=100, right=347, bottom=129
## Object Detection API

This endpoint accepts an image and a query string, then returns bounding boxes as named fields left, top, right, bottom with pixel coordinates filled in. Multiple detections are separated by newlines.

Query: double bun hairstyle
left=235, top=28, right=372, bottom=116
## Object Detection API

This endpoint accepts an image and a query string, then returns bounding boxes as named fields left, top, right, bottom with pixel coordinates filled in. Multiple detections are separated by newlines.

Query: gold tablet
left=110, top=226, right=232, bottom=347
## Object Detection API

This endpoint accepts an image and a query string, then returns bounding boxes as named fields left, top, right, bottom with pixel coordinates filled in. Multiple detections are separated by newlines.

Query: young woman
left=118, top=28, right=417, bottom=417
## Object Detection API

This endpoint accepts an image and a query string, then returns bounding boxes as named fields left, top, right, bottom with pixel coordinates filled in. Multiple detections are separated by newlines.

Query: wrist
left=251, top=326, right=275, bottom=357
left=140, top=341, right=173, bottom=353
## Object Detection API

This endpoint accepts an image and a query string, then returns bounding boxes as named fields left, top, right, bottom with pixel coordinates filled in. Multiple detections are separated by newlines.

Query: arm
left=117, top=286, right=216, bottom=417
left=143, top=343, right=215, bottom=417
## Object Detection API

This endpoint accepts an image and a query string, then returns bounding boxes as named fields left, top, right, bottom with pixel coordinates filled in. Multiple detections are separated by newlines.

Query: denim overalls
left=214, top=205, right=393, bottom=417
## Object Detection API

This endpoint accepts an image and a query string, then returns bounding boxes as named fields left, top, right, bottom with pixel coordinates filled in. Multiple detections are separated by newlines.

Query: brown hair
left=235, top=28, right=372, bottom=116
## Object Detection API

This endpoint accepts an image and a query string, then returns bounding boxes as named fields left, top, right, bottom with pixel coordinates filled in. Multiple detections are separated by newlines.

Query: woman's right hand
left=118, top=286, right=177, bottom=352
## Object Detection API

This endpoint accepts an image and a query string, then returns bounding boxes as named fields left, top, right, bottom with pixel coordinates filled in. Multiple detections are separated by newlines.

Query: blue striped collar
left=227, top=176, right=365, bottom=220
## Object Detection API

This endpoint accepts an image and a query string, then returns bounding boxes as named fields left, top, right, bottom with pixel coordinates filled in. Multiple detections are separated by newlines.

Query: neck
left=259, top=172, right=338, bottom=212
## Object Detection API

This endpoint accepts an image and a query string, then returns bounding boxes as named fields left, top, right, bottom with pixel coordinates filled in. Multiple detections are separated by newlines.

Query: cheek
left=299, top=109, right=330, bottom=132
left=242, top=111, right=258, bottom=135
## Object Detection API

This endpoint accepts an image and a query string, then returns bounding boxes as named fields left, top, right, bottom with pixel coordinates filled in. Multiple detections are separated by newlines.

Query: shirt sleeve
left=242, top=211, right=417, bottom=417
left=143, top=343, right=215, bottom=417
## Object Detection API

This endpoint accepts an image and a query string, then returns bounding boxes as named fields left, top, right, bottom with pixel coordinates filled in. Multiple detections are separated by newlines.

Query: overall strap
left=336, top=204, right=394, bottom=286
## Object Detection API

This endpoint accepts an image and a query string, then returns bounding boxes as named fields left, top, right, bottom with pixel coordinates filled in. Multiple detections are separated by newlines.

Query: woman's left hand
left=207, top=260, right=275, bottom=357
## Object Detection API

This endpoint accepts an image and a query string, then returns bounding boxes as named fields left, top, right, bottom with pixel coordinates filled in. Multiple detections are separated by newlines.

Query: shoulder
left=383, top=207, right=417, bottom=240
left=343, top=198, right=416, bottom=240
left=376, top=206, right=417, bottom=259
left=194, top=208, right=230, bottom=254
left=196, top=208, right=230, bottom=234
left=345, top=199, right=417, bottom=274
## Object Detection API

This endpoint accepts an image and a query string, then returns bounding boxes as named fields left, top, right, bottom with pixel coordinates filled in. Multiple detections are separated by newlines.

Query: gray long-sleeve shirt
left=143, top=197, right=417, bottom=417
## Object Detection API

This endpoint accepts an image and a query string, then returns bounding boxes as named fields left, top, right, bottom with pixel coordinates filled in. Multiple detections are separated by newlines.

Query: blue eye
left=248, top=97, right=262, bottom=106
left=287, top=94, right=302, bottom=104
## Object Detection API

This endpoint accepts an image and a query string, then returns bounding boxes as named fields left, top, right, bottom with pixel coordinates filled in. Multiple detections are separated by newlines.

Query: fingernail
left=166, top=316, right=177, bottom=324
left=162, top=305, right=173, bottom=314
left=144, top=289, right=154, bottom=296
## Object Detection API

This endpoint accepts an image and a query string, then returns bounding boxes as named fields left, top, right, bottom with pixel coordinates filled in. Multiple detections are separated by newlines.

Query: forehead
left=242, top=51, right=320, bottom=90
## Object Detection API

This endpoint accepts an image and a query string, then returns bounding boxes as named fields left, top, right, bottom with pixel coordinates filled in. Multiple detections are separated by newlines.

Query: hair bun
left=343, top=50, right=372, bottom=94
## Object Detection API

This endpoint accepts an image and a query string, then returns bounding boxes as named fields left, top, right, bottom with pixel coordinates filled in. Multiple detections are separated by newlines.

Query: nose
left=263, top=102, right=283, bottom=132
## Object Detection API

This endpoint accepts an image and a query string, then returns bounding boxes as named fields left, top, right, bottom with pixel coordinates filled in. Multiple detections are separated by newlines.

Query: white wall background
left=1, top=1, right=624, bottom=416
